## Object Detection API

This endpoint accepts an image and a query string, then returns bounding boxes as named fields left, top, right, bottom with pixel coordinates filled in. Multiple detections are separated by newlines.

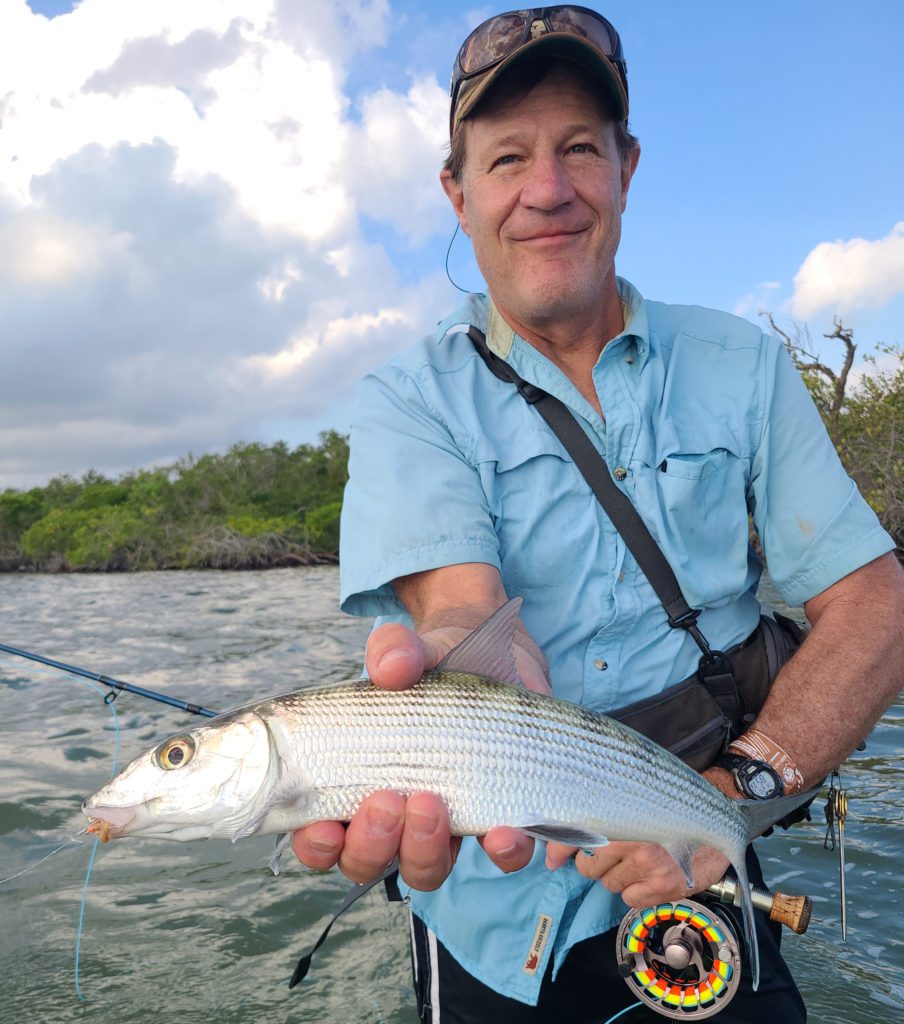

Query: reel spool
left=615, top=898, right=742, bottom=1019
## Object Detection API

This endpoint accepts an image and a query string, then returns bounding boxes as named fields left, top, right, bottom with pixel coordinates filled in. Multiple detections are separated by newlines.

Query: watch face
left=742, top=765, right=780, bottom=799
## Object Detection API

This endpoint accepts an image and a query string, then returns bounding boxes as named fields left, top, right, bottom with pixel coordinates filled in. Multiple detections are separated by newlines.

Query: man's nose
left=519, top=154, right=576, bottom=210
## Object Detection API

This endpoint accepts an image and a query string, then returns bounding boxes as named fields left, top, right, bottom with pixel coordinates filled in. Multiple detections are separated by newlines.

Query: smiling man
left=292, top=7, right=904, bottom=1022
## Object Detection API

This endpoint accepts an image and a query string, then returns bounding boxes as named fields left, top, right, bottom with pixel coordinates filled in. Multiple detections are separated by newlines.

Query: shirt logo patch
left=522, top=913, right=553, bottom=975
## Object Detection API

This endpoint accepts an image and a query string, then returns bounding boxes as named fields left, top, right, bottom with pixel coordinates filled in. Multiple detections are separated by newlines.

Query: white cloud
left=791, top=222, right=904, bottom=319
left=248, top=308, right=412, bottom=379
left=0, top=0, right=458, bottom=489
left=732, top=280, right=780, bottom=318
left=350, top=77, right=450, bottom=244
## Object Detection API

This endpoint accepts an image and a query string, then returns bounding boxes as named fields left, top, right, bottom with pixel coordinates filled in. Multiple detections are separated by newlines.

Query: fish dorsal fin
left=435, top=597, right=525, bottom=686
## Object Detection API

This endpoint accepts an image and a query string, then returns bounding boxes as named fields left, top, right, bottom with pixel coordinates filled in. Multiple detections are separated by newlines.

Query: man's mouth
left=515, top=227, right=587, bottom=245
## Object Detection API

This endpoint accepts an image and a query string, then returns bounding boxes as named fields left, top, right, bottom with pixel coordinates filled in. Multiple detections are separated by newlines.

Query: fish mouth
left=82, top=802, right=137, bottom=842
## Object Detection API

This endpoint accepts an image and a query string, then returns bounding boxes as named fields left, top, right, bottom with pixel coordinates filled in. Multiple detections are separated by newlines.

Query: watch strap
left=728, top=728, right=805, bottom=795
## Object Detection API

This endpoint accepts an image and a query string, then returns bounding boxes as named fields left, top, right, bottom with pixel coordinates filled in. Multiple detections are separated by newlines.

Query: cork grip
left=767, top=891, right=812, bottom=934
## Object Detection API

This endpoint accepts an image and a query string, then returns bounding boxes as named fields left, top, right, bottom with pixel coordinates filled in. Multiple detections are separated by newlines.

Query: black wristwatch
left=716, top=752, right=784, bottom=800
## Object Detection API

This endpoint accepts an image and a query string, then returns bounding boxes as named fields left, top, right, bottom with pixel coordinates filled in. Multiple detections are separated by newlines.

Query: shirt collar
left=486, top=299, right=516, bottom=357
left=612, top=277, right=650, bottom=371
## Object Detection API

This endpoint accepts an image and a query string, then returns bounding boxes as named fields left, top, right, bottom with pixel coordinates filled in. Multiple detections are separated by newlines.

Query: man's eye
left=568, top=143, right=597, bottom=155
left=491, top=154, right=519, bottom=168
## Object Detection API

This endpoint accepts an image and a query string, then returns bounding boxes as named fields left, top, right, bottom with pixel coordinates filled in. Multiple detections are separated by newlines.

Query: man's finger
left=365, top=624, right=428, bottom=690
left=545, top=841, right=579, bottom=870
left=398, top=792, right=456, bottom=891
left=338, top=790, right=405, bottom=883
left=291, top=820, right=347, bottom=872
left=479, top=826, right=534, bottom=873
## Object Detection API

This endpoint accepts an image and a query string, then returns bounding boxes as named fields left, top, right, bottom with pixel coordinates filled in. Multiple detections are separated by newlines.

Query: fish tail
left=732, top=849, right=760, bottom=990
left=734, top=783, right=822, bottom=991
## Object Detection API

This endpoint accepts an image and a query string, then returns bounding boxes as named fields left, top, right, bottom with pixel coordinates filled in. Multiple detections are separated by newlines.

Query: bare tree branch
left=824, top=316, right=857, bottom=420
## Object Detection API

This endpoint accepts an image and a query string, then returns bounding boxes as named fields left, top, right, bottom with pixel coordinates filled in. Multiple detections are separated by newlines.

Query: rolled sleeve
left=751, top=342, right=894, bottom=607
left=339, top=363, right=501, bottom=617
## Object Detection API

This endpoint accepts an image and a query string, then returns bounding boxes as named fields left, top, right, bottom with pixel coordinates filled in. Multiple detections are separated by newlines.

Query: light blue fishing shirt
left=338, top=278, right=893, bottom=1005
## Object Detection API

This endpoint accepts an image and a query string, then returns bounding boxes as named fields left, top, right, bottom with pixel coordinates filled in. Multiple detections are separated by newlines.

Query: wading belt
left=466, top=325, right=805, bottom=769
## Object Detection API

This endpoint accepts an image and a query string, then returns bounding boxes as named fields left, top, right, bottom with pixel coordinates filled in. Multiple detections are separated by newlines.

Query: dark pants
left=410, top=850, right=806, bottom=1023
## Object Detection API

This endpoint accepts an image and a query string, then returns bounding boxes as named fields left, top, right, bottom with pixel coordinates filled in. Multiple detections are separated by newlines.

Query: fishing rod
left=0, top=642, right=220, bottom=718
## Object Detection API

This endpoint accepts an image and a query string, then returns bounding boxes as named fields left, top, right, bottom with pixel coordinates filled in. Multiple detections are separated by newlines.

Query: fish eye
left=154, top=735, right=196, bottom=771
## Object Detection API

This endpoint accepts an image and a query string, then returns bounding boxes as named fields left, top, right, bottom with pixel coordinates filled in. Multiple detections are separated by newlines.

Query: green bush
left=226, top=513, right=300, bottom=538
left=21, top=506, right=148, bottom=570
left=305, top=500, right=342, bottom=555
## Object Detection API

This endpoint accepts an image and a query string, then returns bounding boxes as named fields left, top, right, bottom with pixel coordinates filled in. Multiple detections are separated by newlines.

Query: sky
left=2, top=0, right=903, bottom=490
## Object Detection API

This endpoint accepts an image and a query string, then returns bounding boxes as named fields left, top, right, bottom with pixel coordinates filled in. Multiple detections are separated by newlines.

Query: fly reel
left=615, top=898, right=742, bottom=1018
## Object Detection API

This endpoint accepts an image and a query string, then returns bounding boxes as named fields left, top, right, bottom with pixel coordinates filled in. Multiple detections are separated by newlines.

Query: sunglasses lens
left=547, top=8, right=617, bottom=56
left=459, top=13, right=525, bottom=74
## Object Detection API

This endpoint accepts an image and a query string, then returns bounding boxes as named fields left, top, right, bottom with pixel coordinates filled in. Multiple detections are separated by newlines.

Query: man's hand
left=544, top=765, right=740, bottom=905
left=546, top=839, right=730, bottom=907
left=291, top=566, right=548, bottom=890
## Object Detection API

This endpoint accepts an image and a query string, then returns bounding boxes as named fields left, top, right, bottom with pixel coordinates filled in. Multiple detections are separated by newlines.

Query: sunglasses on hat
left=450, top=6, right=628, bottom=132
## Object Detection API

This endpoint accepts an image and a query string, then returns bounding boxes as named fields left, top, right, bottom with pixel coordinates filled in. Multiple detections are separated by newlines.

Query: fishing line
left=0, top=832, right=85, bottom=885
left=1, top=657, right=123, bottom=1001
left=601, top=1002, right=643, bottom=1023
left=72, top=675, right=122, bottom=1001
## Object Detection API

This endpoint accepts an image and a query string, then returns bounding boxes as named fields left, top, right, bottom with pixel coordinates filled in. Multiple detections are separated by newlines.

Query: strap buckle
left=667, top=608, right=700, bottom=630
left=667, top=608, right=721, bottom=666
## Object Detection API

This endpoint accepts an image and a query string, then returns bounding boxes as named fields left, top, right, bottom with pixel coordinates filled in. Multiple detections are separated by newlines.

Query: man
left=293, top=8, right=904, bottom=1022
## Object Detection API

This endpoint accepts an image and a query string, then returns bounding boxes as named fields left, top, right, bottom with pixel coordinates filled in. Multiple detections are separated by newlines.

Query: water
left=0, top=568, right=900, bottom=1023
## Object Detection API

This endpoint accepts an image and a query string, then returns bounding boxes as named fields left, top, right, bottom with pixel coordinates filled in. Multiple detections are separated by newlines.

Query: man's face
left=441, top=65, right=639, bottom=330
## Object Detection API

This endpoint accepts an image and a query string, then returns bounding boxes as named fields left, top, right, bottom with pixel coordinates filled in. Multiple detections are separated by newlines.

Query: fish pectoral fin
left=664, top=841, right=696, bottom=889
left=435, top=597, right=528, bottom=687
left=229, top=806, right=272, bottom=841
left=521, top=824, right=609, bottom=847
left=268, top=832, right=293, bottom=876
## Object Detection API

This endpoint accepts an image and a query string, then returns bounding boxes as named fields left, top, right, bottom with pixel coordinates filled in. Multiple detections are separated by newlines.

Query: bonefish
left=84, top=598, right=816, bottom=988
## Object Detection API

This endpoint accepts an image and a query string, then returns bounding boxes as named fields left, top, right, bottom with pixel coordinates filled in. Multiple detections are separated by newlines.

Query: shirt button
left=613, top=467, right=628, bottom=481
left=625, top=355, right=634, bottom=364
left=594, top=658, right=608, bottom=671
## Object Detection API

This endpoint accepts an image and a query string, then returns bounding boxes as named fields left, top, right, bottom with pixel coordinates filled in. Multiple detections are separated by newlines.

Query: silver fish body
left=84, top=597, right=817, bottom=991
left=242, top=672, right=749, bottom=853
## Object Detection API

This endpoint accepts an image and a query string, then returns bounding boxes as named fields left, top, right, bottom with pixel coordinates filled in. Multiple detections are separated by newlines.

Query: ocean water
left=0, top=568, right=900, bottom=1023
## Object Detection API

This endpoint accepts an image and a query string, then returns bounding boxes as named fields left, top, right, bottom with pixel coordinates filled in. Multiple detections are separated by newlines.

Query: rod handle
left=768, top=891, right=812, bottom=934
left=706, top=877, right=813, bottom=935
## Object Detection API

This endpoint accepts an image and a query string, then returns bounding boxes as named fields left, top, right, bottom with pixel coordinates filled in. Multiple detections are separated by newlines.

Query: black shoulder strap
left=467, top=326, right=728, bottom=674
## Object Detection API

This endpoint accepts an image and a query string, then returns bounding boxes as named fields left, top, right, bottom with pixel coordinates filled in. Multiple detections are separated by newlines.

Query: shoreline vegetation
left=0, top=432, right=348, bottom=573
left=1, top=324, right=901, bottom=574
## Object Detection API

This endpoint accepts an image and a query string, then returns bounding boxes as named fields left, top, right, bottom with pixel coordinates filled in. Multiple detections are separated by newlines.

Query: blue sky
left=3, top=0, right=903, bottom=488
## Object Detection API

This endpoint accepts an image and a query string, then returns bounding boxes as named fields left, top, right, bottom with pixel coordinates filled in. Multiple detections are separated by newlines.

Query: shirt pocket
left=476, top=431, right=604, bottom=589
left=657, top=449, right=730, bottom=481
left=633, top=447, right=751, bottom=607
